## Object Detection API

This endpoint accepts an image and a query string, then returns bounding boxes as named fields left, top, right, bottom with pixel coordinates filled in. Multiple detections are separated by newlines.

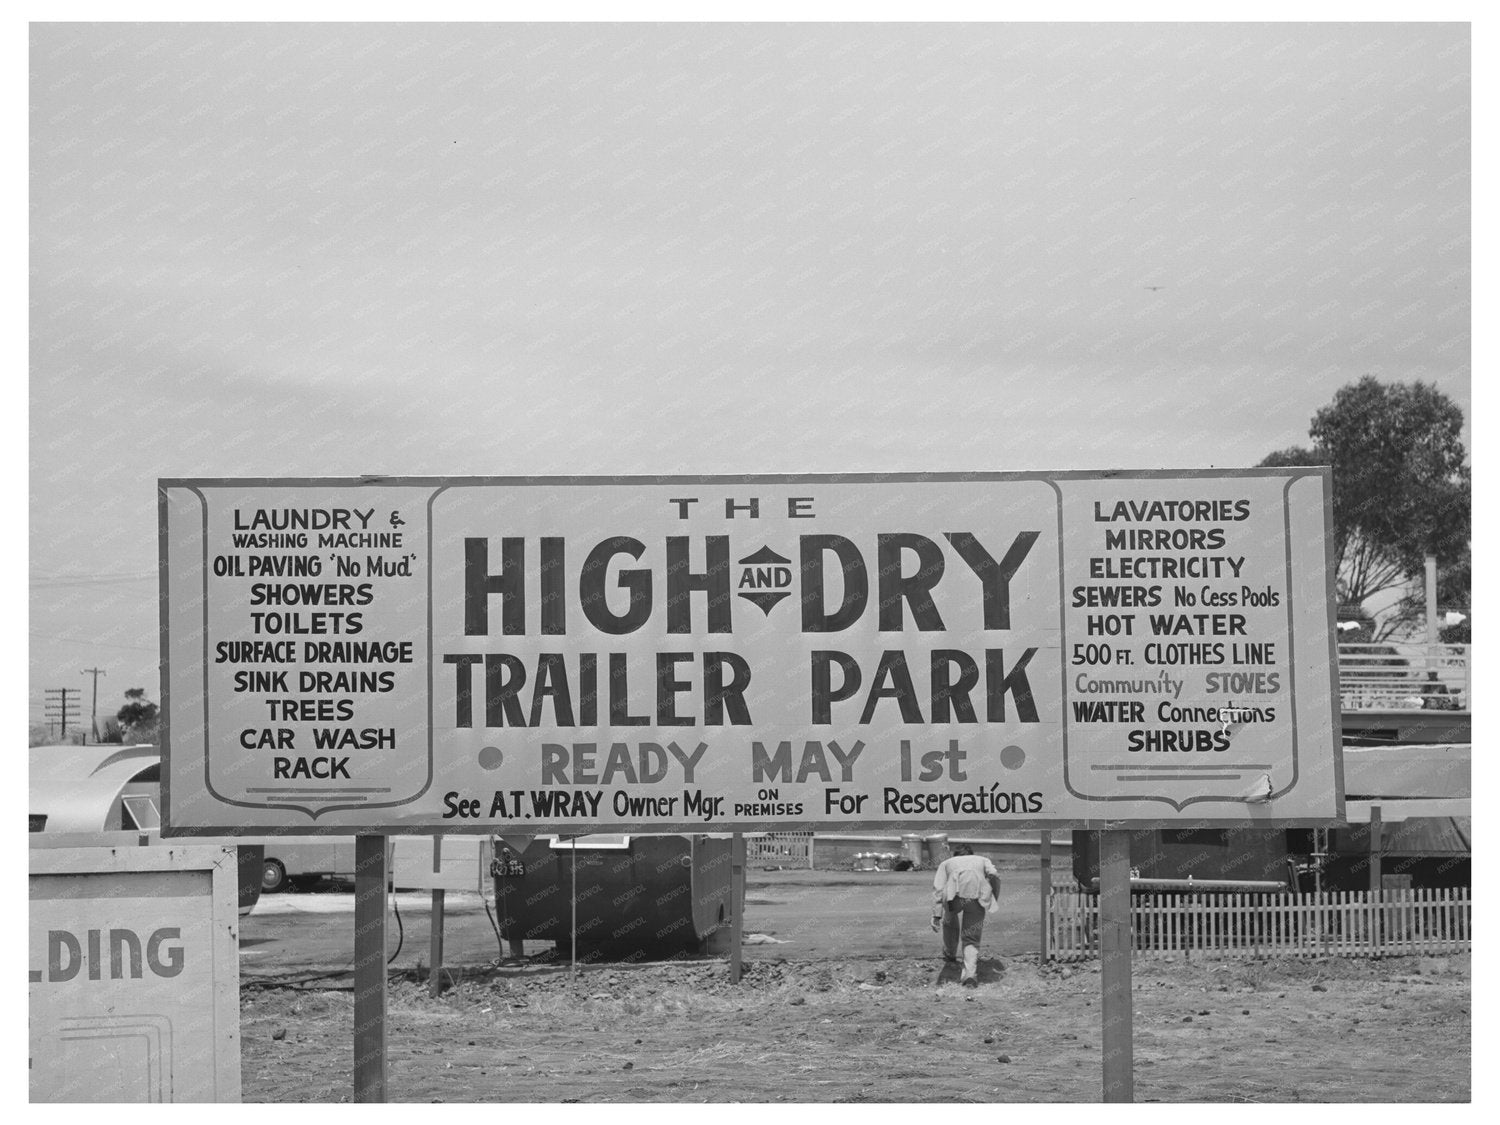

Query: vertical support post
left=429, top=836, right=444, bottom=998
left=1425, top=554, right=1439, bottom=647
left=730, top=832, right=746, bottom=983
left=429, top=890, right=445, bottom=999
left=570, top=837, right=578, bottom=979
left=353, top=835, right=388, bottom=1103
left=1424, top=553, right=1440, bottom=710
left=1313, top=829, right=1324, bottom=897
left=1099, top=829, right=1134, bottom=1103
left=1039, top=830, right=1053, bottom=964
left=1369, top=805, right=1384, bottom=947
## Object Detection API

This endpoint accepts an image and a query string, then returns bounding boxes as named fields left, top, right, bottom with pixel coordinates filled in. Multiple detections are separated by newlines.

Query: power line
left=28, top=631, right=157, bottom=652
left=31, top=568, right=156, bottom=580
left=30, top=570, right=157, bottom=588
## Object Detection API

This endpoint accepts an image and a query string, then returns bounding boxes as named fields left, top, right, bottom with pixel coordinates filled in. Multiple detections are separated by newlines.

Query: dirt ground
left=238, top=868, right=1471, bottom=1103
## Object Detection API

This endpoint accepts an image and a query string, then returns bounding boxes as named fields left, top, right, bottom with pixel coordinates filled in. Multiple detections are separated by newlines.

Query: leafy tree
left=1261, top=376, right=1470, bottom=639
left=117, top=687, right=160, bottom=744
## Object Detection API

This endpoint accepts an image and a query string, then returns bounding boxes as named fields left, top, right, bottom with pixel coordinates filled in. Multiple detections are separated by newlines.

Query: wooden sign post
left=1038, top=830, right=1052, bottom=963
left=1099, top=829, right=1133, bottom=1103
left=429, top=836, right=445, bottom=999
left=353, top=835, right=388, bottom=1103
left=730, top=832, right=746, bottom=983
left=429, top=888, right=446, bottom=999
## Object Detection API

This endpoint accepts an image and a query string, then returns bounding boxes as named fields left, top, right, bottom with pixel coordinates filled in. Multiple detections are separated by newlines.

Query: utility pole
left=43, top=688, right=80, bottom=741
left=81, top=667, right=106, bottom=743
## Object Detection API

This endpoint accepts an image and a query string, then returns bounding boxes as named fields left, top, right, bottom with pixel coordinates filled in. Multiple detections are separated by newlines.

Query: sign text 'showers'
left=159, top=472, right=1343, bottom=835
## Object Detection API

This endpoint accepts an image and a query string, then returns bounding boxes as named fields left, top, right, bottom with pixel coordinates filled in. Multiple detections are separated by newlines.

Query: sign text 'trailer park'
left=160, top=472, right=1343, bottom=834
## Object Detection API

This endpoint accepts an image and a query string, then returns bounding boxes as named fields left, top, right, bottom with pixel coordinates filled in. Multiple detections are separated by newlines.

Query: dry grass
left=242, top=953, right=1471, bottom=1103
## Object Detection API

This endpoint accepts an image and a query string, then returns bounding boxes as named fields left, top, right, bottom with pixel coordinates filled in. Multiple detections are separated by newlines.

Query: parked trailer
left=1071, top=744, right=1470, bottom=895
left=29, top=744, right=164, bottom=835
left=28, top=746, right=262, bottom=915
left=1071, top=827, right=1304, bottom=890
left=28, top=745, right=357, bottom=895
left=491, top=834, right=739, bottom=959
left=1323, top=801, right=1471, bottom=890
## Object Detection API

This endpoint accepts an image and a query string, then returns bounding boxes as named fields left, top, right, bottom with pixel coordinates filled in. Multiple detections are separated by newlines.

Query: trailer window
left=121, top=795, right=161, bottom=830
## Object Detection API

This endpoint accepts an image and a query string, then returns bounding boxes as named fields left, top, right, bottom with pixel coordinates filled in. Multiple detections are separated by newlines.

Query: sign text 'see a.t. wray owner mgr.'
left=158, top=473, right=1343, bottom=835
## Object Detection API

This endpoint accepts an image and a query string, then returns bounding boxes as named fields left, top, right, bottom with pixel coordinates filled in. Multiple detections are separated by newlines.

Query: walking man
left=931, top=843, right=1001, bottom=987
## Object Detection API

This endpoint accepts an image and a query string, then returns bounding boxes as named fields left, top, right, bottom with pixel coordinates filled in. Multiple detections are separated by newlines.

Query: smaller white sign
left=391, top=835, right=489, bottom=893
left=29, top=844, right=242, bottom=1103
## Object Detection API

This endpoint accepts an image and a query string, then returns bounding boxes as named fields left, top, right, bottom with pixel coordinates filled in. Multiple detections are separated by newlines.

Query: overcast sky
left=28, top=22, right=1470, bottom=727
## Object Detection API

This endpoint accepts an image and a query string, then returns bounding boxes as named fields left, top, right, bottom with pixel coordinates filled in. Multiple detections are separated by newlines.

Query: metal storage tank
left=491, top=834, right=739, bottom=959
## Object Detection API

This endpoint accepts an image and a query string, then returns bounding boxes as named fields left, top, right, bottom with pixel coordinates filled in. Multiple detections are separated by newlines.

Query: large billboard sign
left=160, top=472, right=1343, bottom=834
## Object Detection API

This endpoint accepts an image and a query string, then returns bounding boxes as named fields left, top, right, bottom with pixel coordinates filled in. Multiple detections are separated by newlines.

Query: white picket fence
left=745, top=832, right=814, bottom=869
left=1049, top=887, right=1470, bottom=960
